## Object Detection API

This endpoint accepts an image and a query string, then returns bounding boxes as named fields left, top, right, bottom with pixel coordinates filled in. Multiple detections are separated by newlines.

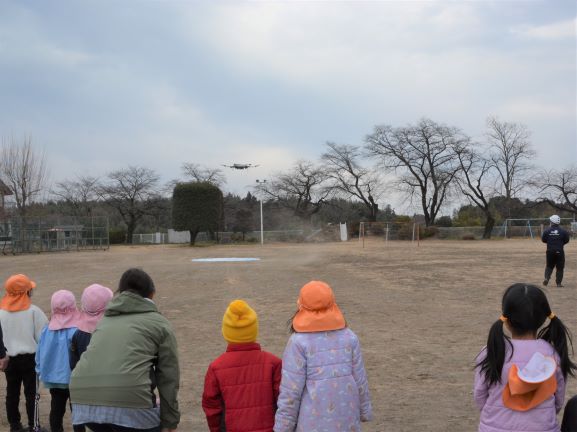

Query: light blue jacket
left=274, top=328, right=373, bottom=432
left=36, top=326, right=78, bottom=386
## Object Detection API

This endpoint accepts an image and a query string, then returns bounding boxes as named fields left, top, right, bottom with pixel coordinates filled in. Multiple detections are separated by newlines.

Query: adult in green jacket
left=70, top=268, right=180, bottom=432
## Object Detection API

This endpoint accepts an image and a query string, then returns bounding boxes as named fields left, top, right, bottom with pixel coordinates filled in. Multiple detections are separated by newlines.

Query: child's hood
left=105, top=291, right=158, bottom=316
left=502, top=352, right=558, bottom=412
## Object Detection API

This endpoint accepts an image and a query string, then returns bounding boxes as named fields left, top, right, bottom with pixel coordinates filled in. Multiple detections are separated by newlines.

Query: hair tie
left=499, top=315, right=507, bottom=323
left=549, top=312, right=556, bottom=320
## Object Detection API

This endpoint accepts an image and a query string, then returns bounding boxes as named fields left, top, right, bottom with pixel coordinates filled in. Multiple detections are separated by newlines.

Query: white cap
left=550, top=215, right=561, bottom=225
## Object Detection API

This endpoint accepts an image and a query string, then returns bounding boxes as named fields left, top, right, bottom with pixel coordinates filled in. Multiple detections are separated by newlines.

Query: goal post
left=499, top=218, right=575, bottom=239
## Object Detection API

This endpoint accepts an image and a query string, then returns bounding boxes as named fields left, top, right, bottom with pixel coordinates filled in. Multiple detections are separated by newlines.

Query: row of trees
left=255, top=117, right=575, bottom=238
left=1, top=116, right=575, bottom=242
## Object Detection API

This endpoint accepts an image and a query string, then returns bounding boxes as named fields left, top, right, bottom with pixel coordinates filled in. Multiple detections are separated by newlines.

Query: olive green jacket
left=70, top=291, right=180, bottom=429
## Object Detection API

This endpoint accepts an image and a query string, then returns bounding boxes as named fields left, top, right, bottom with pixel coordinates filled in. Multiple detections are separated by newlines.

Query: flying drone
left=222, top=163, right=260, bottom=170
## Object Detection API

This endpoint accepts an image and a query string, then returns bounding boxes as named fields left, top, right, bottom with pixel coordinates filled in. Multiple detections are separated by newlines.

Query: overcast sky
left=0, top=1, right=575, bottom=212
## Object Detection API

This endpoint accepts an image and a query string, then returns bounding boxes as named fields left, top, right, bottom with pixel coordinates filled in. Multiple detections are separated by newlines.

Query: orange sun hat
left=292, top=281, right=346, bottom=333
left=0, top=274, right=36, bottom=312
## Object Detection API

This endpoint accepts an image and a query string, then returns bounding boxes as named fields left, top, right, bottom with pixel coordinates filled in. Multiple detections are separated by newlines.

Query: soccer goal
left=497, top=218, right=575, bottom=239
left=358, top=221, right=420, bottom=247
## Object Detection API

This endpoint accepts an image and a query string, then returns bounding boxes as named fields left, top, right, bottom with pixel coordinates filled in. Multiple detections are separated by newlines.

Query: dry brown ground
left=0, top=239, right=575, bottom=431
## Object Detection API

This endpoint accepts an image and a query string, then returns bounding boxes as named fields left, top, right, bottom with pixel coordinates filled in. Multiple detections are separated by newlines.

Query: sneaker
left=557, top=283, right=564, bottom=288
left=543, top=279, right=549, bottom=286
left=9, top=423, right=25, bottom=432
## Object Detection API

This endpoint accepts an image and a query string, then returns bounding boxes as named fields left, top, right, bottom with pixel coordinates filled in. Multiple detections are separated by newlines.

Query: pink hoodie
left=474, top=339, right=565, bottom=432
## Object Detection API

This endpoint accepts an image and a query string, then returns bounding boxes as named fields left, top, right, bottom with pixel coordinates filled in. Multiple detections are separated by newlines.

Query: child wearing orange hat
left=0, top=274, right=49, bottom=432
left=274, top=281, right=372, bottom=432
left=202, top=300, right=282, bottom=432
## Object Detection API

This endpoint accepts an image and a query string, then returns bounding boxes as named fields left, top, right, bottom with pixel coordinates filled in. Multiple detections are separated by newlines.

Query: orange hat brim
left=502, top=364, right=557, bottom=411
left=292, top=303, right=346, bottom=333
left=0, top=294, right=32, bottom=312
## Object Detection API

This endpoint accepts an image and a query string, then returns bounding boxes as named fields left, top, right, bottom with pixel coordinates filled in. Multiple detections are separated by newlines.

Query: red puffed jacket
left=202, top=343, right=282, bottom=432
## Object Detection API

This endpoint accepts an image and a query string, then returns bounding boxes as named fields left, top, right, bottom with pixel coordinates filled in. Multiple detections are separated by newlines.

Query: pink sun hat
left=48, top=290, right=81, bottom=331
left=76, top=284, right=114, bottom=333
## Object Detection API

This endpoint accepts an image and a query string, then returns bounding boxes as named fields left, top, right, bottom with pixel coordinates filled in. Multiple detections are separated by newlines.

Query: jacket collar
left=226, top=342, right=261, bottom=352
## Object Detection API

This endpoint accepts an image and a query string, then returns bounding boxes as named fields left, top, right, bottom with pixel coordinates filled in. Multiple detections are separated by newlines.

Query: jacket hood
left=502, top=353, right=558, bottom=412
left=105, top=291, right=158, bottom=316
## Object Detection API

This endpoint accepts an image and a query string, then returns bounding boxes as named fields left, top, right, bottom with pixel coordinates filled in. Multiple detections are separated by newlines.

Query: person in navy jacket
left=542, top=215, right=570, bottom=287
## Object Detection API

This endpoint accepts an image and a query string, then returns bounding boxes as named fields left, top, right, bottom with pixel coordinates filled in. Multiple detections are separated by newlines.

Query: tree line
left=0, top=116, right=575, bottom=243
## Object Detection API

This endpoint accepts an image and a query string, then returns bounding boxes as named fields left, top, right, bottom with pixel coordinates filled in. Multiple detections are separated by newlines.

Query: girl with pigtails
left=474, top=283, right=576, bottom=432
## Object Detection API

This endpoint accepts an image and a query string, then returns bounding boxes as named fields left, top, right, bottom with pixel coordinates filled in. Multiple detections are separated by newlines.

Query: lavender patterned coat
left=274, top=328, right=372, bottom=432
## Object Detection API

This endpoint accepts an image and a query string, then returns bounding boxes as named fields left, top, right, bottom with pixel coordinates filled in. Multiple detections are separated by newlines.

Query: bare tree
left=321, top=142, right=384, bottom=222
left=365, top=118, right=464, bottom=226
left=0, top=136, right=48, bottom=220
left=52, top=175, right=99, bottom=217
left=453, top=142, right=497, bottom=238
left=255, top=160, right=330, bottom=224
left=98, top=166, right=162, bottom=243
left=486, top=116, right=535, bottom=201
left=535, top=166, right=577, bottom=214
left=181, top=163, right=226, bottom=187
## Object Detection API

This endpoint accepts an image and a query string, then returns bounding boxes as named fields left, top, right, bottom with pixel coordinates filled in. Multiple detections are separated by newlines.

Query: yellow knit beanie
left=222, top=300, right=258, bottom=343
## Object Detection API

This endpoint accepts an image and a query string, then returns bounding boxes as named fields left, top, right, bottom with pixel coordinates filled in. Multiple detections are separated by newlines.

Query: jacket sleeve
left=33, top=307, right=48, bottom=345
left=273, top=356, right=282, bottom=408
left=541, top=229, right=548, bottom=243
left=473, top=349, right=489, bottom=411
left=201, top=364, right=223, bottom=432
left=155, top=324, right=181, bottom=429
left=563, top=230, right=570, bottom=245
left=35, top=327, right=46, bottom=375
left=274, top=335, right=306, bottom=432
left=554, top=361, right=566, bottom=413
left=352, top=334, right=373, bottom=422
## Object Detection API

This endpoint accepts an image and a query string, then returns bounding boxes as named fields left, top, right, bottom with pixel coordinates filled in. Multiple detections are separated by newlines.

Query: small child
left=202, top=300, right=282, bottom=432
left=0, top=274, right=48, bottom=432
left=474, top=283, right=576, bottom=432
left=35, top=290, right=81, bottom=432
left=274, top=281, right=373, bottom=432
left=562, top=396, right=577, bottom=432
left=69, top=284, right=114, bottom=371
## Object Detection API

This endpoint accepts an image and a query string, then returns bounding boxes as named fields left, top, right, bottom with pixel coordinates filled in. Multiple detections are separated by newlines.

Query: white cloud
left=496, top=99, right=574, bottom=120
left=511, top=17, right=577, bottom=40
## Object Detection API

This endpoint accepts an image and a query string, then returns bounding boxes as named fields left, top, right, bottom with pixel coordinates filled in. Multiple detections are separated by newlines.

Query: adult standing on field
left=70, top=268, right=180, bottom=432
left=542, top=214, right=570, bottom=287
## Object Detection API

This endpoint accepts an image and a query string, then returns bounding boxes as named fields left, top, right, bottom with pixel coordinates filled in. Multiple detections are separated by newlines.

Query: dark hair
left=477, top=283, right=576, bottom=386
left=118, top=268, right=155, bottom=298
left=287, top=310, right=298, bottom=334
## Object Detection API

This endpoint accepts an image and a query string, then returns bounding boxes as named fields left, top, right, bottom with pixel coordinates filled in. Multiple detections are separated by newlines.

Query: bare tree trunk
left=483, top=213, right=495, bottom=239
left=126, top=218, right=136, bottom=244
left=189, top=229, right=199, bottom=246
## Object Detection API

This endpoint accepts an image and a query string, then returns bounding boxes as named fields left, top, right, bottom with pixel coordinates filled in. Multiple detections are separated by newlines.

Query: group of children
left=0, top=275, right=112, bottom=432
left=202, top=280, right=372, bottom=432
left=0, top=271, right=576, bottom=432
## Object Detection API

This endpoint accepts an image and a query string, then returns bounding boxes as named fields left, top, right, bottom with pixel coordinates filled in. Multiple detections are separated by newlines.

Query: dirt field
left=0, top=239, right=575, bottom=431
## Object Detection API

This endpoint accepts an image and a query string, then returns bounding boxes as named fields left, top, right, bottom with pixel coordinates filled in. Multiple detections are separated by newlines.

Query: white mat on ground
left=191, top=258, right=261, bottom=262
